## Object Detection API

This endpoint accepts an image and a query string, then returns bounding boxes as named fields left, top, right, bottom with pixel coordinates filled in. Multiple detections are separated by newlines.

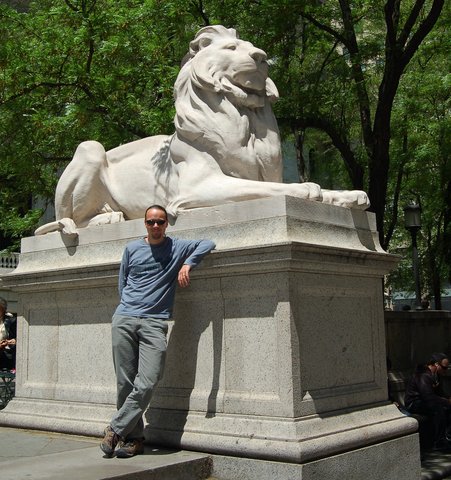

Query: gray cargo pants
left=110, top=314, right=168, bottom=440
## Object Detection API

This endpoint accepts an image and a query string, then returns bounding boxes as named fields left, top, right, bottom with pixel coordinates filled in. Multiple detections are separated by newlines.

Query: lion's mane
left=171, top=26, right=282, bottom=182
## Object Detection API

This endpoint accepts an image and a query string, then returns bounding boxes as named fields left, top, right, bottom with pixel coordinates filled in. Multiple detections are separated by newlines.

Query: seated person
left=0, top=297, right=16, bottom=371
left=404, top=353, right=451, bottom=451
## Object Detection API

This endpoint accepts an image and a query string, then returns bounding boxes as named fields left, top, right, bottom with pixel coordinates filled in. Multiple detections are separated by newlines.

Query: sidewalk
left=0, top=427, right=212, bottom=480
left=422, top=450, right=451, bottom=480
left=1, top=426, right=451, bottom=479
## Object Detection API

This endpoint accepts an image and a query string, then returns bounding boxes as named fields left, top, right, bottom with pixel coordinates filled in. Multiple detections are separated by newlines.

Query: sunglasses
left=439, top=364, right=449, bottom=370
left=145, top=219, right=166, bottom=226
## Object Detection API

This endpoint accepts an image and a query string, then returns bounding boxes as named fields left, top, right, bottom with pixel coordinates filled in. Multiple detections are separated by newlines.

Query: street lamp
left=403, top=201, right=422, bottom=309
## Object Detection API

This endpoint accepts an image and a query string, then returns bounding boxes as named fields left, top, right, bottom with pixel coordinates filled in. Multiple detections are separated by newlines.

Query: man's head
left=428, top=353, right=449, bottom=375
left=144, top=205, right=168, bottom=221
left=144, top=205, right=168, bottom=244
left=0, top=297, right=7, bottom=318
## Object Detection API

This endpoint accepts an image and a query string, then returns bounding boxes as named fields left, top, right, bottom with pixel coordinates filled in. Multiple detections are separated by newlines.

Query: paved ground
left=422, top=450, right=451, bottom=480
left=2, top=426, right=451, bottom=479
left=0, top=427, right=212, bottom=480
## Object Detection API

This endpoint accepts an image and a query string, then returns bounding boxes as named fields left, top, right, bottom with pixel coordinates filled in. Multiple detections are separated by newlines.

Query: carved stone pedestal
left=0, top=196, right=420, bottom=479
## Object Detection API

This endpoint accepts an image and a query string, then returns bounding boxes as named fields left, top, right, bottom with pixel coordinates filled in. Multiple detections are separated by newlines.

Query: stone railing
left=0, top=253, right=19, bottom=270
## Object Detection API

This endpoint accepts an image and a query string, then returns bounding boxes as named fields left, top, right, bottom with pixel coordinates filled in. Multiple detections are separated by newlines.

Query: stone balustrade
left=0, top=253, right=19, bottom=271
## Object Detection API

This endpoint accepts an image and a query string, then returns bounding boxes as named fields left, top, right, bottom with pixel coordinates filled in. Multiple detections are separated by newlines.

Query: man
left=404, top=353, right=451, bottom=451
left=0, top=297, right=16, bottom=371
left=100, top=205, right=215, bottom=458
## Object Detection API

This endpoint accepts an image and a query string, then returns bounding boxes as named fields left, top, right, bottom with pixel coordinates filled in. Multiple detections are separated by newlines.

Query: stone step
left=0, top=445, right=213, bottom=480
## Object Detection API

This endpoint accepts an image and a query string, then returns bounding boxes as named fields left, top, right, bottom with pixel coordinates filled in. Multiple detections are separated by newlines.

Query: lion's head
left=180, top=26, right=278, bottom=107
left=173, top=26, right=282, bottom=181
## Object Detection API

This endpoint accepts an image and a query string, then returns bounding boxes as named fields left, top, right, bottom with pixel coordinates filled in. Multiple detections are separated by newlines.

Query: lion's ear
left=189, top=36, right=213, bottom=56
left=189, top=25, right=238, bottom=57
left=265, top=78, right=279, bottom=102
left=190, top=29, right=219, bottom=57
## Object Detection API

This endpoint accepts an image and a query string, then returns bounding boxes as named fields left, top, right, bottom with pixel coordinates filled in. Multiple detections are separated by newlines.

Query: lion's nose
left=249, top=48, right=267, bottom=63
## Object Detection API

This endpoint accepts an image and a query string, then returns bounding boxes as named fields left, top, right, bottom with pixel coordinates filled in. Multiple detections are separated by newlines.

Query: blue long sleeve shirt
left=115, top=236, right=215, bottom=319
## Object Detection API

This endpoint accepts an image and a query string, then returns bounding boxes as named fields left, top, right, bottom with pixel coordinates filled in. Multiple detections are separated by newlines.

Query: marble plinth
left=0, top=196, right=420, bottom=479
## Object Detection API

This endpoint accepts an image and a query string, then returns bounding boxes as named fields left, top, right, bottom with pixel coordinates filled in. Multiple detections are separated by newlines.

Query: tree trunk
left=293, top=128, right=307, bottom=183
left=369, top=41, right=403, bottom=248
left=432, top=270, right=443, bottom=310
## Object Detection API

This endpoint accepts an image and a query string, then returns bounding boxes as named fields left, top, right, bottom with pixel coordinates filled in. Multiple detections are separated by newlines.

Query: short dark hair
left=428, top=353, right=448, bottom=365
left=144, top=205, right=168, bottom=221
left=0, top=297, right=7, bottom=311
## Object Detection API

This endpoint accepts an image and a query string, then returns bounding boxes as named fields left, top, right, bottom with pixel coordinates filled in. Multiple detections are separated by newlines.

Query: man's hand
left=178, top=264, right=191, bottom=288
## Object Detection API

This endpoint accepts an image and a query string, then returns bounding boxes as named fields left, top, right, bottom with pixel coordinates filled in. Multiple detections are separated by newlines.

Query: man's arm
left=418, top=374, right=451, bottom=407
left=118, top=247, right=130, bottom=296
left=178, top=239, right=215, bottom=288
left=178, top=264, right=192, bottom=288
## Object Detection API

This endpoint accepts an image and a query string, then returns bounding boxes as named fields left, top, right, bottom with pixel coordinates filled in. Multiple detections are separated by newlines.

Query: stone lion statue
left=36, top=25, right=369, bottom=236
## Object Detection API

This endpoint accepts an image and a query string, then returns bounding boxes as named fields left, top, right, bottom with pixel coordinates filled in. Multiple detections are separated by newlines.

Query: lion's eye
left=224, top=44, right=237, bottom=50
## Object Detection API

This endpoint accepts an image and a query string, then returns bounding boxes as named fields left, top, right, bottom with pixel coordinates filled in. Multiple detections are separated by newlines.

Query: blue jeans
left=110, top=314, right=168, bottom=440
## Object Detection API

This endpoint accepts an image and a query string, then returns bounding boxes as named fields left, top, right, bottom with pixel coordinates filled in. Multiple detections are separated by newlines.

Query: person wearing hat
left=405, top=353, right=451, bottom=451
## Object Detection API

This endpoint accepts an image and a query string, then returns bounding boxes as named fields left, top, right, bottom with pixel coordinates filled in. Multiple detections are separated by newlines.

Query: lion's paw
left=322, top=190, right=370, bottom=209
left=59, top=218, right=79, bottom=236
left=291, top=182, right=323, bottom=202
left=87, top=211, right=125, bottom=227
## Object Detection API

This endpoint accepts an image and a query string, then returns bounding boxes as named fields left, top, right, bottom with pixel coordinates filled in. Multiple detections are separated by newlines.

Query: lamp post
left=403, top=202, right=422, bottom=309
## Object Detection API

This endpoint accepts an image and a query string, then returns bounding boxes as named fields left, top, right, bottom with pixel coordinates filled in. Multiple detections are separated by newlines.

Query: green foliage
left=0, top=208, right=43, bottom=252
left=211, top=0, right=449, bottom=305
left=383, top=11, right=450, bottom=303
left=0, top=0, right=449, bottom=305
left=0, top=0, right=202, bottom=248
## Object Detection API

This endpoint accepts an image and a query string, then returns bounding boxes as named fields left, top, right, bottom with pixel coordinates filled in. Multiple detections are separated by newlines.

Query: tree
left=201, top=0, right=446, bottom=250
left=0, top=0, right=201, bottom=250
left=387, top=17, right=450, bottom=307
left=203, top=0, right=449, bottom=305
left=1, top=1, right=448, bottom=307
left=286, top=0, right=444, bottom=250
